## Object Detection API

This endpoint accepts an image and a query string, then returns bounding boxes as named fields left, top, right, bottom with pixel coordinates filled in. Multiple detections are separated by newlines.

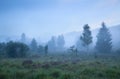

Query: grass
left=0, top=53, right=120, bottom=79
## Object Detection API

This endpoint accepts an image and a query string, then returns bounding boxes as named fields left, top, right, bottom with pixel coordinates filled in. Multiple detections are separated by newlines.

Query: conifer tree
left=81, top=24, right=92, bottom=51
left=95, top=22, right=112, bottom=53
left=30, top=38, right=38, bottom=52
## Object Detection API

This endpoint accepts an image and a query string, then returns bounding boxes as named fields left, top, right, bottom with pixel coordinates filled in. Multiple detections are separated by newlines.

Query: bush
left=105, top=69, right=120, bottom=78
left=22, top=60, right=33, bottom=68
left=6, top=41, right=29, bottom=58
left=0, top=72, right=9, bottom=79
left=61, top=73, right=73, bottom=79
left=35, top=72, right=47, bottom=79
left=50, top=70, right=61, bottom=78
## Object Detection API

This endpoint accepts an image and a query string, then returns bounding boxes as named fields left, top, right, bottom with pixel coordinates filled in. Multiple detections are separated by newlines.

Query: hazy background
left=0, top=0, right=120, bottom=45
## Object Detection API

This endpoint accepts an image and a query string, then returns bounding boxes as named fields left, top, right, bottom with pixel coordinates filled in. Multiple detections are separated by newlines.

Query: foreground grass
left=0, top=53, right=120, bottom=79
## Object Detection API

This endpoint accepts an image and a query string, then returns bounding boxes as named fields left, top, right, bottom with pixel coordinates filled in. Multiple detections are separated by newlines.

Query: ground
left=0, top=53, right=120, bottom=79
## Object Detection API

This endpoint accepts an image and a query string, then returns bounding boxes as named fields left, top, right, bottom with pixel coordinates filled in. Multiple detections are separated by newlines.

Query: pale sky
left=0, top=0, right=120, bottom=38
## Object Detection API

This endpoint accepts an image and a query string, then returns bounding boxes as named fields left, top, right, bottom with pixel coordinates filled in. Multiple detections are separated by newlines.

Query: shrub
left=0, top=72, right=9, bottom=79
left=22, top=60, right=33, bottom=68
left=61, top=73, right=73, bottom=79
left=6, top=41, right=29, bottom=58
left=50, top=70, right=61, bottom=78
left=35, top=72, right=47, bottom=79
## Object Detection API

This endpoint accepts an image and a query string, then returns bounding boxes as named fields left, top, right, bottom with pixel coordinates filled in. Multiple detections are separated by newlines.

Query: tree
left=81, top=24, right=92, bottom=51
left=45, top=45, right=48, bottom=55
left=69, top=45, right=78, bottom=56
left=47, top=36, right=56, bottom=52
left=57, top=35, right=65, bottom=51
left=30, top=38, right=38, bottom=53
left=38, top=45, right=44, bottom=54
left=95, top=22, right=112, bottom=53
left=6, top=41, right=29, bottom=58
left=0, top=43, right=6, bottom=57
left=21, top=33, right=26, bottom=44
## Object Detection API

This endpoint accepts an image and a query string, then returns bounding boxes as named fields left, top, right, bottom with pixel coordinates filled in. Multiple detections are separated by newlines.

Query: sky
left=0, top=0, right=120, bottom=40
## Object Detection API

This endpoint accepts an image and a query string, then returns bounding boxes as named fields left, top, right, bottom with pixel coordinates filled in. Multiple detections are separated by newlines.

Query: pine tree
left=57, top=35, right=65, bottom=51
left=47, top=36, right=56, bottom=52
left=95, top=22, right=112, bottom=53
left=21, top=33, right=26, bottom=44
left=45, top=45, right=48, bottom=55
left=30, top=38, right=38, bottom=52
left=81, top=24, right=92, bottom=51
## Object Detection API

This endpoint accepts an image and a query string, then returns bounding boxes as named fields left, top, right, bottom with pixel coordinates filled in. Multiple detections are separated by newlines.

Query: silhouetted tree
left=0, top=43, right=6, bottom=57
left=30, top=38, right=38, bottom=53
left=48, top=36, right=56, bottom=52
left=57, top=35, right=65, bottom=51
left=6, top=41, right=29, bottom=58
left=21, top=33, right=26, bottom=44
left=95, top=22, right=112, bottom=53
left=45, top=45, right=48, bottom=55
left=81, top=24, right=92, bottom=51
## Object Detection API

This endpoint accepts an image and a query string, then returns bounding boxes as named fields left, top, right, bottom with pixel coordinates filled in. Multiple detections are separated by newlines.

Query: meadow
left=0, top=53, right=120, bottom=79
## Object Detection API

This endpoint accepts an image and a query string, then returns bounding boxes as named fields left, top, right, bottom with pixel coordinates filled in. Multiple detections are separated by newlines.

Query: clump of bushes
left=0, top=72, right=9, bottom=79
left=0, top=41, right=29, bottom=58
left=50, top=69, right=61, bottom=78
left=22, top=60, right=33, bottom=68
left=60, top=73, right=73, bottom=79
left=34, top=72, right=47, bottom=79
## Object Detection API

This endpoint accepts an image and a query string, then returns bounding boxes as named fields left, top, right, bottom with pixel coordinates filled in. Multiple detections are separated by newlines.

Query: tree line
left=0, top=34, right=65, bottom=58
left=0, top=22, right=118, bottom=58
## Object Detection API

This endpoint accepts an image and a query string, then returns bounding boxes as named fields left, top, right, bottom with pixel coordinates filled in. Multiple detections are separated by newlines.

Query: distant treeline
left=0, top=22, right=120, bottom=58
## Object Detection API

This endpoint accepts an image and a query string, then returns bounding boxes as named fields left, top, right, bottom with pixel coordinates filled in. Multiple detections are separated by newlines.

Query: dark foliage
left=6, top=41, right=29, bottom=58
left=37, top=45, right=44, bottom=54
left=0, top=43, right=6, bottom=57
left=22, top=60, right=33, bottom=68
left=44, top=45, right=48, bottom=55
left=81, top=24, right=92, bottom=50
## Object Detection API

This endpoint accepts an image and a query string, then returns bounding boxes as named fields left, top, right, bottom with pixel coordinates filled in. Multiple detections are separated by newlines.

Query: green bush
left=34, top=72, right=47, bottom=79
left=60, top=73, right=73, bottom=79
left=105, top=69, right=120, bottom=79
left=50, top=70, right=61, bottom=78
left=0, top=72, right=9, bottom=79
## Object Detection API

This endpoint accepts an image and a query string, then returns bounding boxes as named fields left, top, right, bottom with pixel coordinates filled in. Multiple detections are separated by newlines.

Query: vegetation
left=0, top=41, right=29, bottom=58
left=95, top=22, right=112, bottom=53
left=30, top=38, right=38, bottom=53
left=0, top=22, right=120, bottom=79
left=0, top=54, right=120, bottom=79
left=80, top=24, right=92, bottom=51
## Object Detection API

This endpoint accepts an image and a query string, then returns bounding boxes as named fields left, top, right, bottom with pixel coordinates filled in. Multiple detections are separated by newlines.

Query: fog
left=0, top=0, right=120, bottom=40
left=0, top=1, right=120, bottom=79
left=0, top=0, right=120, bottom=48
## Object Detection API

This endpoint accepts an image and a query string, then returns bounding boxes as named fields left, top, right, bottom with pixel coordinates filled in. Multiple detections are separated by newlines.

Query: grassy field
left=0, top=53, right=120, bottom=79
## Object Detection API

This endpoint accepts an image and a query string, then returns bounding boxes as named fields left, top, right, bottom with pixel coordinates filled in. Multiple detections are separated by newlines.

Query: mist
left=0, top=0, right=120, bottom=42
left=0, top=0, right=120, bottom=79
